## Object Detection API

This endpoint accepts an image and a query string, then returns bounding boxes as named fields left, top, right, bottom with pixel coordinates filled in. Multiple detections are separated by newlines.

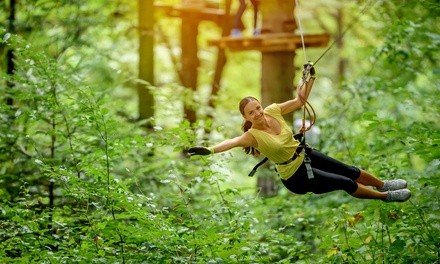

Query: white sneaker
left=385, top=189, right=411, bottom=202
left=377, top=179, right=407, bottom=192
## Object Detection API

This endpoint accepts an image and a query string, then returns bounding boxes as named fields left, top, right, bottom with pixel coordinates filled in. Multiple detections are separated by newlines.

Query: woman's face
left=243, top=100, right=264, bottom=123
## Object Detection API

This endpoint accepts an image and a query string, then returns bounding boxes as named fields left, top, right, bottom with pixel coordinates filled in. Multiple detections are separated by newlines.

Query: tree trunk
left=138, top=0, right=155, bottom=124
left=208, top=0, right=232, bottom=119
left=260, top=0, right=296, bottom=112
left=261, top=53, right=295, bottom=109
left=6, top=0, right=16, bottom=106
left=181, top=16, right=200, bottom=124
left=258, top=0, right=297, bottom=197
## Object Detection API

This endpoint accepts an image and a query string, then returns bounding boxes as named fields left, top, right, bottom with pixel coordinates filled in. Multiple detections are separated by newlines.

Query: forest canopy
left=0, top=0, right=439, bottom=263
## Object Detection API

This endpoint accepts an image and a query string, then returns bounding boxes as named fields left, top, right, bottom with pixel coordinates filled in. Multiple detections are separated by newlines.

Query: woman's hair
left=239, top=96, right=260, bottom=156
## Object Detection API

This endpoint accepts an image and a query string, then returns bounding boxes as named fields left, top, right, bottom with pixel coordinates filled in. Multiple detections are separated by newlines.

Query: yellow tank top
left=248, top=103, right=304, bottom=180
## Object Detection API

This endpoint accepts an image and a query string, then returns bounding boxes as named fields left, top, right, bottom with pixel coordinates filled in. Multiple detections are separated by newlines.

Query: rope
left=296, top=81, right=316, bottom=133
left=294, top=0, right=316, bottom=134
left=295, top=0, right=307, bottom=63
left=293, top=0, right=378, bottom=134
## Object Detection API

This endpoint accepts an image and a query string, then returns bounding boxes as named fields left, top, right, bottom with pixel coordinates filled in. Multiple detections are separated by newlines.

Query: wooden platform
left=208, top=33, right=331, bottom=52
left=155, top=4, right=236, bottom=25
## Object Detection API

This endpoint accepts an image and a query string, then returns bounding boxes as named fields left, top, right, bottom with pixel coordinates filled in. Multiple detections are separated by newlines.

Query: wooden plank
left=208, top=33, right=331, bottom=52
left=155, top=4, right=235, bottom=25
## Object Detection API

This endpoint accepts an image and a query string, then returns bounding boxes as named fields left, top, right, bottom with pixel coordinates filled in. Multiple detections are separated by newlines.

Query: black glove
left=303, top=62, right=316, bottom=77
left=188, top=146, right=212, bottom=156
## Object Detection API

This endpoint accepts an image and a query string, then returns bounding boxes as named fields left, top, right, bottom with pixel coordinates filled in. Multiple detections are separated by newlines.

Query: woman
left=188, top=64, right=411, bottom=202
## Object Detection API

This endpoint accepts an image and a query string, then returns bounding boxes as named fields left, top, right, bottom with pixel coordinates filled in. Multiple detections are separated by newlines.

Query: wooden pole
left=260, top=0, right=296, bottom=113
left=258, top=0, right=297, bottom=197
left=138, top=0, right=155, bottom=123
left=6, top=0, right=16, bottom=106
left=181, top=15, right=200, bottom=124
left=208, top=0, right=232, bottom=118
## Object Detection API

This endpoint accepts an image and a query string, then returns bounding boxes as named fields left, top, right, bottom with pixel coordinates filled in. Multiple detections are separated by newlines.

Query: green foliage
left=315, top=1, right=440, bottom=263
left=1, top=0, right=439, bottom=263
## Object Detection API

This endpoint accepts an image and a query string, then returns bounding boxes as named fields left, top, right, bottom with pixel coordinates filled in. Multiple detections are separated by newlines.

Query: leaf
left=3, top=33, right=11, bottom=43
left=364, top=235, right=373, bottom=244
left=361, top=112, right=378, bottom=121
left=35, top=159, right=44, bottom=166
left=356, top=246, right=368, bottom=254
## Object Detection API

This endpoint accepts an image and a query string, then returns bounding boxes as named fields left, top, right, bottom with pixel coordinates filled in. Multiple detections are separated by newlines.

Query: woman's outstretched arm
left=189, top=132, right=256, bottom=156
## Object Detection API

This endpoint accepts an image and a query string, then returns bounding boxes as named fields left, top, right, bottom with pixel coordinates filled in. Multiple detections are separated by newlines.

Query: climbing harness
left=248, top=132, right=313, bottom=179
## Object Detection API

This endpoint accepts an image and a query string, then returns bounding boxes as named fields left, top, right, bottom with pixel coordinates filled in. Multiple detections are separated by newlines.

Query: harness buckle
left=304, top=154, right=314, bottom=179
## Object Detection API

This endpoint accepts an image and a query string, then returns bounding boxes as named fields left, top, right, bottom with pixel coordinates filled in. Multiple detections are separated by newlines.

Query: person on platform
left=231, top=0, right=260, bottom=36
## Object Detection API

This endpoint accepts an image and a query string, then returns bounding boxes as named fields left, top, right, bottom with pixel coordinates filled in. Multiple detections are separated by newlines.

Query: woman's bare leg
left=351, top=183, right=387, bottom=200
left=355, top=170, right=384, bottom=189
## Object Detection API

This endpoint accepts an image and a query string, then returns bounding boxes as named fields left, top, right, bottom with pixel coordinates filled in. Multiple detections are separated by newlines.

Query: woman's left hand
left=188, top=147, right=212, bottom=156
left=303, top=62, right=316, bottom=77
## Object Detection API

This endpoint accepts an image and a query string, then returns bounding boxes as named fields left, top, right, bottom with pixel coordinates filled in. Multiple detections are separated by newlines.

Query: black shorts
left=281, top=148, right=361, bottom=195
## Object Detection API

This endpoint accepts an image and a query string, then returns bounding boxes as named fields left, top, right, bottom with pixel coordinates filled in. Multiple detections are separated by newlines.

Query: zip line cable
left=312, top=0, right=377, bottom=66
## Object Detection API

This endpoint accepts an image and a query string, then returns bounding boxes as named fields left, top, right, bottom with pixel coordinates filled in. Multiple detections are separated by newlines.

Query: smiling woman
left=189, top=63, right=411, bottom=203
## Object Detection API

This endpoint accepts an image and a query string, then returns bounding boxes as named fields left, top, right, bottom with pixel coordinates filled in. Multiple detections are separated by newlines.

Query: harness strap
left=299, top=132, right=314, bottom=179
left=276, top=149, right=302, bottom=165
left=248, top=157, right=268, bottom=177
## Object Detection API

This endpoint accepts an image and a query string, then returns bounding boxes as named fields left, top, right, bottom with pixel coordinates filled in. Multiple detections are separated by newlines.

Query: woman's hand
left=303, top=62, right=316, bottom=77
left=188, top=147, right=213, bottom=156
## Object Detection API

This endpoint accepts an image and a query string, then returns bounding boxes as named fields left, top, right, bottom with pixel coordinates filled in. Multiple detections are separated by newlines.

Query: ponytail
left=240, top=108, right=260, bottom=156
left=242, top=120, right=252, bottom=132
